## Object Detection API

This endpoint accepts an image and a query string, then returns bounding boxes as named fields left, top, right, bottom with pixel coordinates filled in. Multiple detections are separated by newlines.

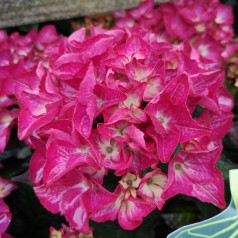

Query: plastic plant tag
left=167, top=169, right=238, bottom=238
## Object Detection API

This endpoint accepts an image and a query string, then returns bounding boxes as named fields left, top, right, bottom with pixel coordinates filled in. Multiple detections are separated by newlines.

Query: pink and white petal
left=94, top=84, right=127, bottom=117
left=0, top=95, right=16, bottom=108
left=29, top=150, right=46, bottom=185
left=0, top=177, right=17, bottom=198
left=164, top=74, right=190, bottom=105
left=124, top=124, right=147, bottom=150
left=52, top=53, right=83, bottom=80
left=138, top=169, right=167, bottom=210
left=95, top=136, right=127, bottom=170
left=162, top=5, right=194, bottom=40
left=189, top=70, right=224, bottom=97
left=76, top=165, right=107, bottom=185
left=108, top=107, right=147, bottom=124
left=0, top=198, right=11, bottom=234
left=18, top=92, right=62, bottom=140
left=79, top=34, right=116, bottom=61
left=218, top=86, right=234, bottom=113
left=77, top=62, right=96, bottom=105
left=82, top=181, right=117, bottom=213
left=73, top=63, right=98, bottom=137
left=34, top=184, right=65, bottom=214
left=34, top=171, right=89, bottom=214
left=117, top=35, right=151, bottom=61
left=163, top=148, right=226, bottom=209
left=0, top=109, right=18, bottom=152
left=43, top=140, right=88, bottom=185
left=215, top=5, right=233, bottom=24
left=68, top=28, right=86, bottom=47
left=97, top=121, right=129, bottom=141
left=91, top=193, right=122, bottom=222
left=63, top=198, right=91, bottom=234
left=73, top=99, right=97, bottom=138
left=118, top=197, right=155, bottom=230
left=147, top=125, right=179, bottom=163
left=200, top=110, right=233, bottom=140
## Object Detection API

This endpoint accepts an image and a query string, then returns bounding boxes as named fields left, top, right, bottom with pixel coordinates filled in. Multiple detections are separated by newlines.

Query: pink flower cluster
left=0, top=0, right=235, bottom=235
left=0, top=25, right=60, bottom=235
left=0, top=25, right=60, bottom=152
left=115, top=0, right=237, bottom=66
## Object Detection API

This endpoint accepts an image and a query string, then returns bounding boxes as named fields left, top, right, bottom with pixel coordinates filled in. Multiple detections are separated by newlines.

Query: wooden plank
left=0, top=0, right=169, bottom=28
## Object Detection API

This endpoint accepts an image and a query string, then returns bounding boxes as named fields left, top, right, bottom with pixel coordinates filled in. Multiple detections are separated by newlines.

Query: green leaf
left=91, top=221, right=129, bottom=238
left=217, top=155, right=238, bottom=182
left=161, top=206, right=198, bottom=230
left=134, top=210, right=161, bottom=238
left=91, top=210, right=162, bottom=238
left=195, top=201, right=220, bottom=220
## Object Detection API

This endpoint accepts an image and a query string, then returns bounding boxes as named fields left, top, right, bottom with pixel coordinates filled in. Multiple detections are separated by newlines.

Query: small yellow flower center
left=119, top=173, right=141, bottom=199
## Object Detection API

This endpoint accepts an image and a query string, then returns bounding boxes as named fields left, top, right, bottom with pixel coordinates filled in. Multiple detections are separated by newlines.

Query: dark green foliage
left=5, top=183, right=66, bottom=238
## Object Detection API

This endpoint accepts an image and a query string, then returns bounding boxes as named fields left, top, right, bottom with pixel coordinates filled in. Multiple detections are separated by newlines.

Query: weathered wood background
left=0, top=0, right=168, bottom=28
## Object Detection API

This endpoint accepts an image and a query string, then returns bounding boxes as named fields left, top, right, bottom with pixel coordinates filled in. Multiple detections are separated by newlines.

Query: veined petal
left=163, top=148, right=225, bottom=209
left=118, top=197, right=155, bottom=230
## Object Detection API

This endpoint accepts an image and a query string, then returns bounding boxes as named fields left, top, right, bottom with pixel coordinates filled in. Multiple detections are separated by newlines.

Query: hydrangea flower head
left=0, top=0, right=235, bottom=235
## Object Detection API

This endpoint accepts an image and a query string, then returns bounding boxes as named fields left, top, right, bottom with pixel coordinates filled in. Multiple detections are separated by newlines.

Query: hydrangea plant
left=0, top=0, right=236, bottom=236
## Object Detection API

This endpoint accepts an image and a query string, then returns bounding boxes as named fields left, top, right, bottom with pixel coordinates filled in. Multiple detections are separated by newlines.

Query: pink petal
left=162, top=4, right=195, bottom=40
left=43, top=135, right=99, bottom=185
left=29, top=149, right=45, bottom=185
left=18, top=91, right=62, bottom=140
left=163, top=148, right=226, bottom=209
left=82, top=181, right=117, bottom=213
left=0, top=177, right=17, bottom=198
left=91, top=192, right=121, bottom=222
left=164, top=74, right=189, bottom=105
left=217, top=85, right=234, bottom=113
left=94, top=84, right=127, bottom=117
left=68, top=28, right=86, bottom=47
left=147, top=125, right=179, bottom=163
left=117, top=35, right=151, bottom=61
left=118, top=197, right=155, bottom=230
left=202, top=111, right=233, bottom=141
left=34, top=171, right=89, bottom=214
left=73, top=63, right=97, bottom=137
left=52, top=53, right=84, bottom=80
left=0, top=199, right=11, bottom=234
left=79, top=34, right=116, bottom=61
left=190, top=70, right=224, bottom=96
left=36, top=25, right=59, bottom=46
left=0, top=109, right=18, bottom=152
left=124, top=124, right=147, bottom=150
left=138, top=169, right=167, bottom=210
